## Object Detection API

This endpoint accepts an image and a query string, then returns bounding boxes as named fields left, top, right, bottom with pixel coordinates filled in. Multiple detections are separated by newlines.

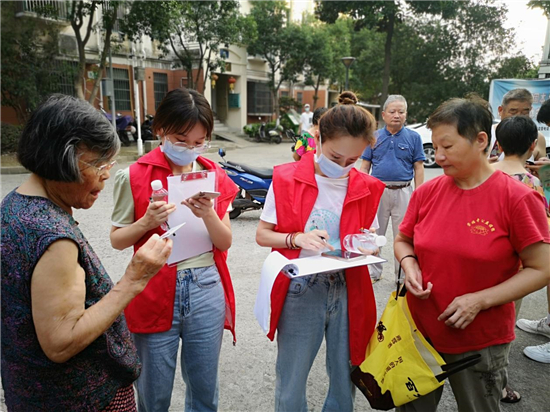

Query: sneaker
left=523, top=341, right=550, bottom=363
left=516, top=317, right=550, bottom=338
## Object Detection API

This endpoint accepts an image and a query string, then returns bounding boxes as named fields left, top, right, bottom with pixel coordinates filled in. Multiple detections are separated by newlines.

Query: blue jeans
left=275, top=272, right=354, bottom=412
left=133, top=265, right=226, bottom=412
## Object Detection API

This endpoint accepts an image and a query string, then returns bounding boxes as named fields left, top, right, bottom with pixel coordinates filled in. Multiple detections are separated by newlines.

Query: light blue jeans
left=133, top=265, right=226, bottom=412
left=275, top=271, right=354, bottom=412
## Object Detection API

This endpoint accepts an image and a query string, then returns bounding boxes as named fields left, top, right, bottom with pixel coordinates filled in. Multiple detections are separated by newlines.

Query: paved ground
left=1, top=139, right=548, bottom=411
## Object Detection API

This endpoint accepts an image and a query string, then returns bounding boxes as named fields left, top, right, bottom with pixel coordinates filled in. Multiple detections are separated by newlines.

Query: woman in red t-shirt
left=394, top=97, right=550, bottom=412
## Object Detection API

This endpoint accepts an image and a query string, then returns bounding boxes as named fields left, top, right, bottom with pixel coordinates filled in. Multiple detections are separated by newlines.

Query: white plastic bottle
left=343, top=232, right=387, bottom=254
left=150, top=180, right=169, bottom=231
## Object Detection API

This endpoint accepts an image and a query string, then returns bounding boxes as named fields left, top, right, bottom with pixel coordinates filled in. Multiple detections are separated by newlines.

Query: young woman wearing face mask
left=256, top=91, right=386, bottom=412
left=110, top=88, right=238, bottom=412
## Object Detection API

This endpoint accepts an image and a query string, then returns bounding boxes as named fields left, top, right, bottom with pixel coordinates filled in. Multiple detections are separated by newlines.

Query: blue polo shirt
left=361, top=126, right=425, bottom=182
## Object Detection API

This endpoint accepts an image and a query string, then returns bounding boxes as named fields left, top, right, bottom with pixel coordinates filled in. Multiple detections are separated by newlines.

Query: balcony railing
left=16, top=0, right=71, bottom=20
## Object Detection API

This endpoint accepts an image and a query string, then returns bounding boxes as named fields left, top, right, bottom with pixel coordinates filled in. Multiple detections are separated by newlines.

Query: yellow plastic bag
left=351, top=287, right=480, bottom=410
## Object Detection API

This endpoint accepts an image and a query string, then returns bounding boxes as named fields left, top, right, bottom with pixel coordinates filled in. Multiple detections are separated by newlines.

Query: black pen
left=313, top=225, right=327, bottom=243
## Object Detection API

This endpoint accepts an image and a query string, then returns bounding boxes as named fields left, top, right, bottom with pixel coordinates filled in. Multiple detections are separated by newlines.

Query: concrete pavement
left=1, top=141, right=548, bottom=411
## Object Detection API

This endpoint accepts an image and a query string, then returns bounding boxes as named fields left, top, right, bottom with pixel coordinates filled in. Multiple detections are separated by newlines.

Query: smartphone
left=321, top=249, right=366, bottom=262
left=189, top=191, right=220, bottom=200
left=525, top=160, right=535, bottom=166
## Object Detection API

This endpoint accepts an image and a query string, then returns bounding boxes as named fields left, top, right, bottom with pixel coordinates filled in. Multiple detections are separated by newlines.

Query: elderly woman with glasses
left=1, top=94, right=172, bottom=412
left=109, top=87, right=238, bottom=412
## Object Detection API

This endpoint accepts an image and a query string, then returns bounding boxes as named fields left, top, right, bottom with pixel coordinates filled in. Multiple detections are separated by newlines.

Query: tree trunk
left=313, top=76, right=321, bottom=109
left=88, top=6, right=116, bottom=105
left=75, top=49, right=86, bottom=100
left=380, top=11, right=395, bottom=121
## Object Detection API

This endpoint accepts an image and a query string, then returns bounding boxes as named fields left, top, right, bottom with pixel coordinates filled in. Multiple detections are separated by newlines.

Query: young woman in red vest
left=110, top=88, right=238, bottom=412
left=256, top=91, right=386, bottom=412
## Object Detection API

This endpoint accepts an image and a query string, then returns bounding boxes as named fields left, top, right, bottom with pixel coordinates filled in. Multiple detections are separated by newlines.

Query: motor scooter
left=100, top=108, right=133, bottom=146
left=218, top=148, right=272, bottom=219
left=256, top=116, right=282, bottom=144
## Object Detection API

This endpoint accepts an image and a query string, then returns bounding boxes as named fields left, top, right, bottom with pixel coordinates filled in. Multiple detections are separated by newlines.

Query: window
left=109, top=68, right=131, bottom=111
left=154, top=72, right=169, bottom=109
left=247, top=81, right=272, bottom=115
left=297, top=92, right=303, bottom=105
left=51, top=60, right=78, bottom=96
left=281, top=91, right=289, bottom=97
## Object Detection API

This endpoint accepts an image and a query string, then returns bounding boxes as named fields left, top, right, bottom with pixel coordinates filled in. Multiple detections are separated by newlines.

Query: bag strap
left=395, top=264, right=407, bottom=299
left=435, top=354, right=482, bottom=382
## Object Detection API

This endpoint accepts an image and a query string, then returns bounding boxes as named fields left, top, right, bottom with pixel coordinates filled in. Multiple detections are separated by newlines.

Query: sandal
left=501, top=386, right=521, bottom=403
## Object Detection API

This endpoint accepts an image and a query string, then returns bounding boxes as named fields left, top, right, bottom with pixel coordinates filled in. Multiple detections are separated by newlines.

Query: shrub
left=1, top=123, right=22, bottom=154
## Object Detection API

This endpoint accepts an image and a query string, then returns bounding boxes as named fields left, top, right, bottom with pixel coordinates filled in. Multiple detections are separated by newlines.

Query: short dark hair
left=152, top=88, right=213, bottom=138
left=537, top=99, right=550, bottom=125
left=495, top=116, right=538, bottom=157
left=312, top=107, right=328, bottom=126
left=427, top=97, right=493, bottom=153
left=319, top=91, right=376, bottom=146
left=18, top=94, right=119, bottom=182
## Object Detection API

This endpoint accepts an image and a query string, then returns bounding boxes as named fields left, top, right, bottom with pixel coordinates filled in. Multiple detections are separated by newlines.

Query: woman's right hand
left=142, top=201, right=177, bottom=231
left=124, top=234, right=173, bottom=294
left=403, top=259, right=432, bottom=299
left=295, top=230, right=335, bottom=251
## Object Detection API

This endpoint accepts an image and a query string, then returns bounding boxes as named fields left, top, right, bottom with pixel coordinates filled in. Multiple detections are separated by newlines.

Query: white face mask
left=314, top=132, right=354, bottom=178
left=305, top=107, right=310, bottom=113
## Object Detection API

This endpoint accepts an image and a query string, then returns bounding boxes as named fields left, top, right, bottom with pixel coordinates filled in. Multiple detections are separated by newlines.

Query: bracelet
left=290, top=232, right=303, bottom=250
left=399, top=255, right=417, bottom=265
left=285, top=233, right=292, bottom=249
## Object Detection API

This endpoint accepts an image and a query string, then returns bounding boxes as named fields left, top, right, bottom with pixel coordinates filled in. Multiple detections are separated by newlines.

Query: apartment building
left=2, top=0, right=333, bottom=133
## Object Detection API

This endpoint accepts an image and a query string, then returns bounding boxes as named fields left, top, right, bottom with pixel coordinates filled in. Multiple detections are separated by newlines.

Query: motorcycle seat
left=228, top=161, right=273, bottom=179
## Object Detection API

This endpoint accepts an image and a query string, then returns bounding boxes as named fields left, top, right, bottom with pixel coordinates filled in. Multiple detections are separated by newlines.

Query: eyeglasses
left=164, top=136, right=211, bottom=154
left=79, top=159, right=117, bottom=176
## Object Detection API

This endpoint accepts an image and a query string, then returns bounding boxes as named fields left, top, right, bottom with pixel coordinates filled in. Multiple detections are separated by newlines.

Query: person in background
left=293, top=107, right=328, bottom=161
left=394, top=96, right=550, bottom=412
left=1, top=94, right=172, bottom=411
left=488, top=88, right=548, bottom=162
left=110, top=87, right=238, bottom=412
left=515, top=98, right=550, bottom=365
left=360, top=95, right=425, bottom=282
left=492, top=115, right=550, bottom=402
left=298, top=103, right=313, bottom=134
left=256, top=91, right=385, bottom=412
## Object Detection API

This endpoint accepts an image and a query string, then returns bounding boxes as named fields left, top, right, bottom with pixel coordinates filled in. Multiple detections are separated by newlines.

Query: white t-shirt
left=299, top=111, right=313, bottom=131
left=261, top=174, right=379, bottom=257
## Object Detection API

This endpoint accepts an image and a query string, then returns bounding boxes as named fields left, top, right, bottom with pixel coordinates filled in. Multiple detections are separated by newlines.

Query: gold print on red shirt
left=467, top=218, right=496, bottom=236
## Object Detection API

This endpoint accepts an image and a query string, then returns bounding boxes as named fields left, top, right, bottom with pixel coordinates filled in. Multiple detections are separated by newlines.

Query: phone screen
left=321, top=249, right=365, bottom=261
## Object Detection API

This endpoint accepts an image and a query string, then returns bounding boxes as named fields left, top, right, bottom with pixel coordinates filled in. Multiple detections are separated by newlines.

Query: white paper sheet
left=254, top=251, right=386, bottom=333
left=167, top=172, right=216, bottom=265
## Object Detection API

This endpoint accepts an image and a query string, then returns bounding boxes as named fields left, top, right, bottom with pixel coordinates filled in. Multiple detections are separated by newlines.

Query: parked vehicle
left=100, top=108, right=133, bottom=146
left=286, top=129, right=298, bottom=152
left=141, top=114, right=155, bottom=141
left=218, top=148, right=272, bottom=219
left=256, top=116, right=282, bottom=144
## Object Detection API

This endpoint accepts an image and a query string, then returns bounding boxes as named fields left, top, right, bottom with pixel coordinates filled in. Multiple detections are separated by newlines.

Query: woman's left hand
left=438, top=293, right=483, bottom=329
left=181, top=197, right=215, bottom=219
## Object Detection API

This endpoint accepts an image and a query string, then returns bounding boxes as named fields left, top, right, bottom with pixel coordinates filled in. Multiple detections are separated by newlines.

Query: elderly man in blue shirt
left=360, top=95, right=425, bottom=283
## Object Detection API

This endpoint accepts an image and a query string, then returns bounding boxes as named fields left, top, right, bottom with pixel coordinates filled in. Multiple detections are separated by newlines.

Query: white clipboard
left=254, top=251, right=386, bottom=333
left=167, top=170, right=216, bottom=265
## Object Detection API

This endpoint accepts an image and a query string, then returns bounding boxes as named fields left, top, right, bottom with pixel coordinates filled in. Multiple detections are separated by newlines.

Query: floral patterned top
left=1, top=190, right=140, bottom=411
left=294, top=131, right=316, bottom=158
left=511, top=172, right=550, bottom=219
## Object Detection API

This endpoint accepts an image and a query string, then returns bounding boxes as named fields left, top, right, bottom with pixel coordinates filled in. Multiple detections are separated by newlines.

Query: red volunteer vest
left=269, top=151, right=386, bottom=365
left=125, top=147, right=238, bottom=341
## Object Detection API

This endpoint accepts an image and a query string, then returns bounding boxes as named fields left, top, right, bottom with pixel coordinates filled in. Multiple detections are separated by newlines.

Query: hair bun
left=338, top=91, right=358, bottom=105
